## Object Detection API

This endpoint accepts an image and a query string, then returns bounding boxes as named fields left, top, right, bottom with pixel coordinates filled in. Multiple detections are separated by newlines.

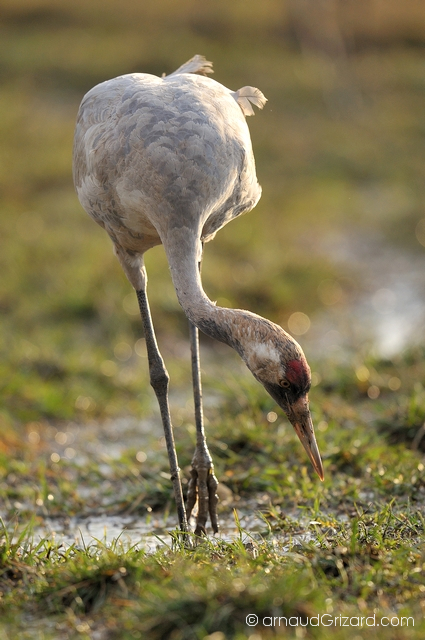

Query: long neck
left=163, top=228, right=246, bottom=354
left=162, top=227, right=303, bottom=381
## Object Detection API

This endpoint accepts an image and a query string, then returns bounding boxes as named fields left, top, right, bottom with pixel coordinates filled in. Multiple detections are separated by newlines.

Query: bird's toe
left=186, top=458, right=219, bottom=535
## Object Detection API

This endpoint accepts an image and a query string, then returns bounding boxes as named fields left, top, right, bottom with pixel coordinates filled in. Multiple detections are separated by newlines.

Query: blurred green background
left=1, top=0, right=425, bottom=430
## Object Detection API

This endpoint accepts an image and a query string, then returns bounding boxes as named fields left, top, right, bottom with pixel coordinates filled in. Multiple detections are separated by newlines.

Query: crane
left=73, top=55, right=324, bottom=536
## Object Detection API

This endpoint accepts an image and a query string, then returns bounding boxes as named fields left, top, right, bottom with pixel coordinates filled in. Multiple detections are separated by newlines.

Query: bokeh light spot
left=288, top=312, right=311, bottom=335
left=114, top=341, right=132, bottom=361
left=367, top=385, right=380, bottom=399
left=317, top=279, right=343, bottom=306
left=356, top=365, right=370, bottom=382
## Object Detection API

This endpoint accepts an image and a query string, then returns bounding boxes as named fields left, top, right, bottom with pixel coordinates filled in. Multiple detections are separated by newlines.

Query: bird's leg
left=186, top=321, right=219, bottom=535
left=136, top=287, right=189, bottom=536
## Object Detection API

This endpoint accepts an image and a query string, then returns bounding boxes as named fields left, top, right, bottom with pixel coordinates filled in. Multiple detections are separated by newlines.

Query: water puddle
left=34, top=507, right=317, bottom=554
left=305, top=232, right=425, bottom=359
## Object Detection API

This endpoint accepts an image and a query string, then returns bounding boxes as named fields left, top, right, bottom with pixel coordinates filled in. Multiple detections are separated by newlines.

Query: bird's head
left=239, top=319, right=324, bottom=481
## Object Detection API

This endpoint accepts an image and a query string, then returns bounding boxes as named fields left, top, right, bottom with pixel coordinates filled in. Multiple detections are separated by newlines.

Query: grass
left=0, top=500, right=424, bottom=639
left=1, top=0, right=425, bottom=637
left=1, top=348, right=425, bottom=638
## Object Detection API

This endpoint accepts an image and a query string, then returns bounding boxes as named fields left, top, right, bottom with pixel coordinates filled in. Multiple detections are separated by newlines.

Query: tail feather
left=167, top=55, right=214, bottom=77
left=232, top=86, right=267, bottom=116
left=165, top=57, right=267, bottom=117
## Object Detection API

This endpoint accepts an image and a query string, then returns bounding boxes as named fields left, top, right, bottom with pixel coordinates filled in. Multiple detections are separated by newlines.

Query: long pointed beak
left=288, top=396, right=324, bottom=481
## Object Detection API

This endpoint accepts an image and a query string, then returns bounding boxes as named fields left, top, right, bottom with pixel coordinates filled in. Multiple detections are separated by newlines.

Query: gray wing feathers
left=232, top=86, right=267, bottom=116
left=73, top=56, right=264, bottom=252
left=167, top=54, right=214, bottom=77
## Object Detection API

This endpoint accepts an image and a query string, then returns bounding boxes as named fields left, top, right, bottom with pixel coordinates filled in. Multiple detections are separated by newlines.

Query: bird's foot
left=186, top=449, right=219, bottom=536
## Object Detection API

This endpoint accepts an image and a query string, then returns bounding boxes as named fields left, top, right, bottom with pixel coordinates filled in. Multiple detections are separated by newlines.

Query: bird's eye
left=279, top=379, right=291, bottom=388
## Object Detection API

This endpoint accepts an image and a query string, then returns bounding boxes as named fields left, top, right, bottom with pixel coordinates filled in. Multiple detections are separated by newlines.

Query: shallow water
left=305, top=233, right=425, bottom=359
left=36, top=506, right=317, bottom=554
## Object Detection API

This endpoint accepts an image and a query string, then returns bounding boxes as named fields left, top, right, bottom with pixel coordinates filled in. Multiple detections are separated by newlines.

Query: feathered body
left=73, top=56, right=323, bottom=534
left=73, top=56, right=265, bottom=267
